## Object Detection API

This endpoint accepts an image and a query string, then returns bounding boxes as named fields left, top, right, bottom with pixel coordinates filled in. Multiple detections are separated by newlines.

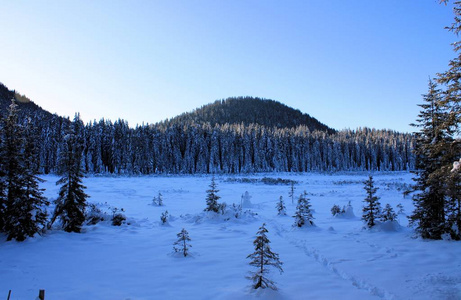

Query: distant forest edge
left=0, top=83, right=414, bottom=174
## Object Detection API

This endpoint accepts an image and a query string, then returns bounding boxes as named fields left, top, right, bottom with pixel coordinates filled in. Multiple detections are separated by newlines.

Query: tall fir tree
left=205, top=175, right=220, bottom=213
left=247, top=223, right=283, bottom=290
left=362, top=175, right=381, bottom=228
left=50, top=116, right=89, bottom=233
left=293, top=191, right=314, bottom=227
left=2, top=100, right=27, bottom=240
left=409, top=80, right=452, bottom=239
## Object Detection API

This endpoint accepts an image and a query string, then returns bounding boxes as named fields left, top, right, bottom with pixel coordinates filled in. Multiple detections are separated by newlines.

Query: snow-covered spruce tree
left=247, top=223, right=283, bottom=290
left=153, top=192, right=163, bottom=206
left=409, top=80, right=452, bottom=239
left=276, top=196, right=287, bottom=216
left=205, top=175, right=220, bottom=213
left=331, top=204, right=341, bottom=217
left=293, top=191, right=314, bottom=227
left=1, top=101, right=49, bottom=241
left=50, top=116, right=89, bottom=233
left=381, top=204, right=397, bottom=222
left=173, top=228, right=192, bottom=257
left=160, top=210, right=169, bottom=225
left=362, top=175, right=381, bottom=228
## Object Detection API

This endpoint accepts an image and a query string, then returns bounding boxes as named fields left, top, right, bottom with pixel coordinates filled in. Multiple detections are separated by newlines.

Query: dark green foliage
left=276, top=196, right=286, bottom=216
left=381, top=204, right=397, bottom=222
left=293, top=191, right=315, bottom=227
left=1, top=101, right=48, bottom=241
left=160, top=210, right=169, bottom=224
left=362, top=176, right=381, bottom=228
left=173, top=228, right=192, bottom=257
left=205, top=176, right=220, bottom=213
left=160, top=97, right=334, bottom=133
left=50, top=116, right=89, bottom=233
left=247, top=223, right=283, bottom=290
left=331, top=204, right=341, bottom=217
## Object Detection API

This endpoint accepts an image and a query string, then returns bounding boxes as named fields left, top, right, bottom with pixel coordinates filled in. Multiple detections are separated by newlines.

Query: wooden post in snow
left=38, top=289, right=45, bottom=300
left=7, top=290, right=11, bottom=300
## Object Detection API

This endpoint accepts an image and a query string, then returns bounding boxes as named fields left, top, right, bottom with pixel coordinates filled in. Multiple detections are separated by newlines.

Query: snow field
left=1, top=172, right=460, bottom=299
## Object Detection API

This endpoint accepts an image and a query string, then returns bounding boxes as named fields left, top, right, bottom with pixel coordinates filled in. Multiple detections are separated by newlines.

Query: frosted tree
left=276, top=196, right=287, bottom=216
left=153, top=192, right=163, bottom=206
left=362, top=176, right=381, bottom=228
left=246, top=223, right=283, bottom=290
left=205, top=175, right=220, bottom=213
left=293, top=191, right=314, bottom=227
left=2, top=101, right=49, bottom=241
left=160, top=210, right=169, bottom=224
left=331, top=204, right=341, bottom=217
left=173, top=228, right=192, bottom=257
left=381, top=204, right=397, bottom=222
left=50, top=116, right=89, bottom=233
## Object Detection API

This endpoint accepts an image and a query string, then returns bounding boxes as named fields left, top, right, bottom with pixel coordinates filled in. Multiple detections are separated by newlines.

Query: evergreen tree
left=50, top=117, right=89, bottom=233
left=293, top=191, right=314, bottom=227
left=331, top=204, right=341, bottom=217
left=173, top=228, right=192, bottom=257
left=246, top=223, right=283, bottom=290
left=362, top=175, right=381, bottom=228
left=160, top=210, right=169, bottom=225
left=409, top=80, right=451, bottom=239
left=276, top=196, right=287, bottom=216
left=381, top=204, right=397, bottom=222
left=153, top=192, right=164, bottom=206
left=396, top=203, right=405, bottom=215
left=205, top=175, right=220, bottom=213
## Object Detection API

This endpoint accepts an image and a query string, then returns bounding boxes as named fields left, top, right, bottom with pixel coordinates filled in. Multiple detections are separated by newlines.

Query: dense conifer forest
left=0, top=83, right=415, bottom=175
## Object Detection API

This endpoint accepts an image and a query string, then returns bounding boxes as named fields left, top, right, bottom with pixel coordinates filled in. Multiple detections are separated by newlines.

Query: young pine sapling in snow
left=331, top=204, right=341, bottom=217
left=153, top=192, right=164, bottom=206
left=381, top=204, right=397, bottom=222
left=247, top=223, right=283, bottom=290
left=396, top=203, right=405, bottom=215
left=276, top=196, right=287, bottom=216
left=362, top=175, right=382, bottom=228
left=205, top=175, right=220, bottom=213
left=173, top=228, right=192, bottom=257
left=160, top=210, right=169, bottom=225
left=293, top=191, right=315, bottom=227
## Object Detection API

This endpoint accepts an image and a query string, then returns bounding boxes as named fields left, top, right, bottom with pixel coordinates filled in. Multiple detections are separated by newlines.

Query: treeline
left=24, top=117, right=414, bottom=175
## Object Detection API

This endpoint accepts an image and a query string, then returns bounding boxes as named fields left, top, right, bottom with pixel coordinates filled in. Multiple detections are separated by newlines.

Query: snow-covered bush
left=111, top=207, right=126, bottom=226
left=381, top=204, right=397, bottom=222
left=331, top=204, right=341, bottom=217
left=160, top=210, right=169, bottom=225
left=152, top=192, right=164, bottom=206
left=332, top=202, right=355, bottom=219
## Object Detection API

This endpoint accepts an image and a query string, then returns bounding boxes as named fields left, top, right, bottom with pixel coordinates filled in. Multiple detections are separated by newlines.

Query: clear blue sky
left=0, top=1, right=456, bottom=132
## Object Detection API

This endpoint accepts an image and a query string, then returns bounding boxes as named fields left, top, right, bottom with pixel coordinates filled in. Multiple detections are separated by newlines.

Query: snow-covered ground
left=1, top=172, right=461, bottom=300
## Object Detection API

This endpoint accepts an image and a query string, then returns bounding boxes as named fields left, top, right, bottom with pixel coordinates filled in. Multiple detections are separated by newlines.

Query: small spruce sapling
left=247, top=223, right=283, bottom=290
left=362, top=175, right=382, bottom=228
left=160, top=210, right=169, bottom=224
left=205, top=175, right=220, bottom=213
left=276, top=196, right=287, bottom=216
left=381, top=204, right=397, bottom=222
left=173, top=228, right=192, bottom=257
left=396, top=203, right=405, bottom=215
left=153, top=192, right=164, bottom=206
left=331, top=204, right=341, bottom=217
left=293, top=191, right=315, bottom=227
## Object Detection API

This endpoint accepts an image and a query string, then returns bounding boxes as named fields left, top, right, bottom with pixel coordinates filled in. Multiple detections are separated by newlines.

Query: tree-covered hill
left=159, top=97, right=335, bottom=134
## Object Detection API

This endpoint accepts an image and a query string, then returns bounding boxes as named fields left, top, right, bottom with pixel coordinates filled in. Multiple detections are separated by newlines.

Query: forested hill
left=160, top=97, right=335, bottom=134
left=0, top=82, right=415, bottom=174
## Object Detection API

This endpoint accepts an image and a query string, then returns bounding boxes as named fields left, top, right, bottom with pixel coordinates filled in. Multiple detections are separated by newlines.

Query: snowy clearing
left=1, top=172, right=460, bottom=300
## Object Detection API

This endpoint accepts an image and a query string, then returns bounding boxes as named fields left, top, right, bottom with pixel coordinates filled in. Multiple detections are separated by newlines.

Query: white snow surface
left=1, top=172, right=461, bottom=300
